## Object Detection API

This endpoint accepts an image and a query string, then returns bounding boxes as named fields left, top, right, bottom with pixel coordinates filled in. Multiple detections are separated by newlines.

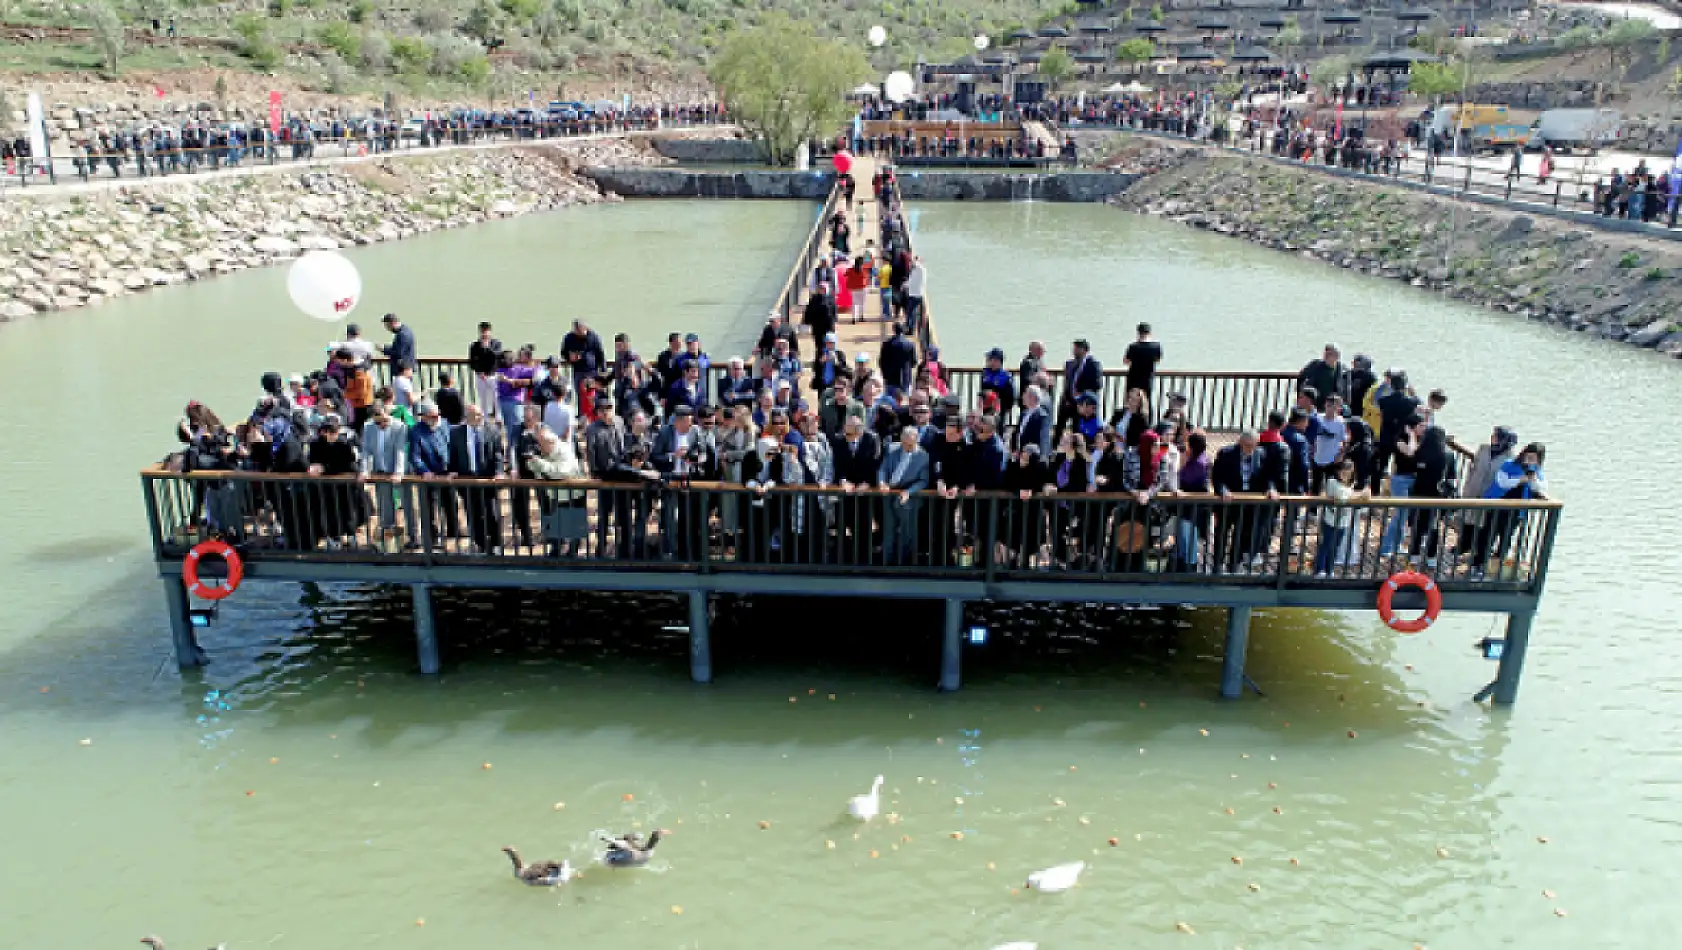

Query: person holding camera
left=1478, top=441, right=1548, bottom=577
left=651, top=406, right=714, bottom=559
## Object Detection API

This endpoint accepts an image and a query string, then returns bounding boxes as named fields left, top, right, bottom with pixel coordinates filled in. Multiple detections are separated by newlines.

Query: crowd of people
left=167, top=168, right=1549, bottom=579
left=5, top=101, right=724, bottom=181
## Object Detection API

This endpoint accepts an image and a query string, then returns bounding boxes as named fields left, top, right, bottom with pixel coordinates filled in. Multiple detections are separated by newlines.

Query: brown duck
left=501, top=846, right=577, bottom=886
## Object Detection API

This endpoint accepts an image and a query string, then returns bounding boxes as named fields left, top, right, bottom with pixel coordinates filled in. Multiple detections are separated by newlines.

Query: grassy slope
left=1, top=0, right=1081, bottom=100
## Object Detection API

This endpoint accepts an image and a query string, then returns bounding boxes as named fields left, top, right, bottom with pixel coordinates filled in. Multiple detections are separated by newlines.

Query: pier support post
left=1492, top=609, right=1534, bottom=706
left=162, top=577, right=206, bottom=668
left=412, top=583, right=440, bottom=675
left=689, top=590, right=712, bottom=684
left=939, top=598, right=963, bottom=692
left=1220, top=606, right=1252, bottom=700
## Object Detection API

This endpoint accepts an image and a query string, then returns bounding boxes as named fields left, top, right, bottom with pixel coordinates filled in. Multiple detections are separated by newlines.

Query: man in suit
left=358, top=405, right=412, bottom=546
left=1015, top=385, right=1052, bottom=459
left=447, top=404, right=507, bottom=553
left=585, top=397, right=629, bottom=555
left=879, top=322, right=917, bottom=394
left=1211, top=429, right=1286, bottom=573
left=831, top=416, right=882, bottom=557
left=878, top=425, right=931, bottom=565
left=1057, top=338, right=1102, bottom=437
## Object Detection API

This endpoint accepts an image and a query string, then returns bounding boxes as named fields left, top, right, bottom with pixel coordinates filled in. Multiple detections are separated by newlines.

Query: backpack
left=1361, top=383, right=1386, bottom=433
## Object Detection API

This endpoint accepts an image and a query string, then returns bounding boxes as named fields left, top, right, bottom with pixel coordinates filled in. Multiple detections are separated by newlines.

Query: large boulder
left=252, top=235, right=298, bottom=255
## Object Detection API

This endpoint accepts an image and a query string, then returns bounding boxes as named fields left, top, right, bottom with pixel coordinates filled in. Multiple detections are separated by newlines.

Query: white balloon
left=884, top=70, right=915, bottom=103
left=974, top=34, right=990, bottom=51
left=868, top=25, right=887, bottom=47
left=286, top=251, right=363, bottom=322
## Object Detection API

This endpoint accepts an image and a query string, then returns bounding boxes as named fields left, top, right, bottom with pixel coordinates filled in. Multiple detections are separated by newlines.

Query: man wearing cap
left=408, top=399, right=455, bottom=540
left=651, top=405, right=711, bottom=557
left=379, top=313, right=416, bottom=374
left=467, top=322, right=503, bottom=418
left=980, top=348, right=1017, bottom=421
left=1073, top=393, right=1103, bottom=444
left=879, top=322, right=917, bottom=395
left=812, top=332, right=844, bottom=399
left=359, top=403, right=413, bottom=548
left=338, top=323, right=376, bottom=367
left=757, top=312, right=799, bottom=360
left=672, top=333, right=712, bottom=404
left=1057, top=338, right=1103, bottom=437
left=560, top=319, right=605, bottom=386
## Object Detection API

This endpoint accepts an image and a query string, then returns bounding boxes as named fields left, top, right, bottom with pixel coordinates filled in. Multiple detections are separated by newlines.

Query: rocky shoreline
left=1114, top=149, right=1682, bottom=357
left=0, top=135, right=669, bottom=322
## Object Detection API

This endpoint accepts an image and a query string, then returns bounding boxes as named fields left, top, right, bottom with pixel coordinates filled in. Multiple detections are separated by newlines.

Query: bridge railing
left=141, top=468, right=1560, bottom=595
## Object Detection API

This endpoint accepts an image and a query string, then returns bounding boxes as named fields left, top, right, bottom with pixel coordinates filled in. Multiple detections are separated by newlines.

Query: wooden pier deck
left=142, top=165, right=1561, bottom=705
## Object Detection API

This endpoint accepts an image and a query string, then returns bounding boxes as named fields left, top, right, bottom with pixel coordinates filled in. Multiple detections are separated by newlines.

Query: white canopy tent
left=851, top=83, right=881, bottom=97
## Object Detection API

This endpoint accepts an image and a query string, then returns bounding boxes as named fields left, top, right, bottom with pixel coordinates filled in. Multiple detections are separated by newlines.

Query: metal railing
left=4, top=116, right=730, bottom=188
left=776, top=178, right=845, bottom=328
left=141, top=468, right=1562, bottom=594
left=1066, top=120, right=1682, bottom=233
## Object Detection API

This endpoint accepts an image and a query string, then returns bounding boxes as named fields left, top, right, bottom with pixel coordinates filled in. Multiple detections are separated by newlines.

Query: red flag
left=1333, top=99, right=1344, bottom=140
left=153, top=86, right=165, bottom=98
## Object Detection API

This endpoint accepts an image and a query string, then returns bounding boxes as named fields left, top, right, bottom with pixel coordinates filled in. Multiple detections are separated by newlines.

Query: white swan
left=847, top=774, right=885, bottom=821
left=1026, top=861, right=1085, bottom=893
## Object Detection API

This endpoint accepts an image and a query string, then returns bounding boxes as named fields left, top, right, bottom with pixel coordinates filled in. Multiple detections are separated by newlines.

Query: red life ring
left=183, top=540, right=243, bottom=601
left=1377, top=570, right=1441, bottom=633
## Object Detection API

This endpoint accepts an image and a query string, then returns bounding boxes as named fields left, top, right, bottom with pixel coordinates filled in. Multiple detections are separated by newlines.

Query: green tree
left=1600, top=18, right=1654, bottom=76
left=1407, top=61, right=1463, bottom=98
left=1149, top=4, right=1163, bottom=22
left=233, top=13, right=284, bottom=70
left=709, top=14, right=871, bottom=165
left=213, top=72, right=228, bottom=108
left=85, top=0, right=125, bottom=76
left=390, top=35, right=434, bottom=73
left=1037, top=46, right=1074, bottom=88
left=317, top=20, right=362, bottom=61
left=1310, top=53, right=1351, bottom=95
left=464, top=0, right=507, bottom=43
left=1115, top=37, right=1154, bottom=66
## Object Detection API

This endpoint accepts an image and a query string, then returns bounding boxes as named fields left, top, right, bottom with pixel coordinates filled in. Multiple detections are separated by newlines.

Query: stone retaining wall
left=583, top=167, right=1138, bottom=202
left=1114, top=148, right=1682, bottom=357
left=0, top=136, right=663, bottom=322
left=650, top=137, right=769, bottom=164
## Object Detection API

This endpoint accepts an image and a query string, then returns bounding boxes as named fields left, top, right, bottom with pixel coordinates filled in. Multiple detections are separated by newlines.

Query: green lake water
left=0, top=198, right=1675, bottom=949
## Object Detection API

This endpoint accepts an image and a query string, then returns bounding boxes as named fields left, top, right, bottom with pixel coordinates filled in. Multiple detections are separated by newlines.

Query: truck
left=1427, top=104, right=1531, bottom=153
left=1524, top=108, right=1622, bottom=154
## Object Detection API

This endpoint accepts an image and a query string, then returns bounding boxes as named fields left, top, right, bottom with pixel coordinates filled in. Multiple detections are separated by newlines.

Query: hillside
left=1, top=0, right=1079, bottom=111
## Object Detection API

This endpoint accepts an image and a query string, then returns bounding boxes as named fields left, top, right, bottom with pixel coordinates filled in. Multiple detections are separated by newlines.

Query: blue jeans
left=1174, top=517, right=1201, bottom=568
left=498, top=399, right=523, bottom=440
left=879, top=287, right=893, bottom=321
left=1315, top=523, right=1347, bottom=574
left=1379, top=473, right=1415, bottom=554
